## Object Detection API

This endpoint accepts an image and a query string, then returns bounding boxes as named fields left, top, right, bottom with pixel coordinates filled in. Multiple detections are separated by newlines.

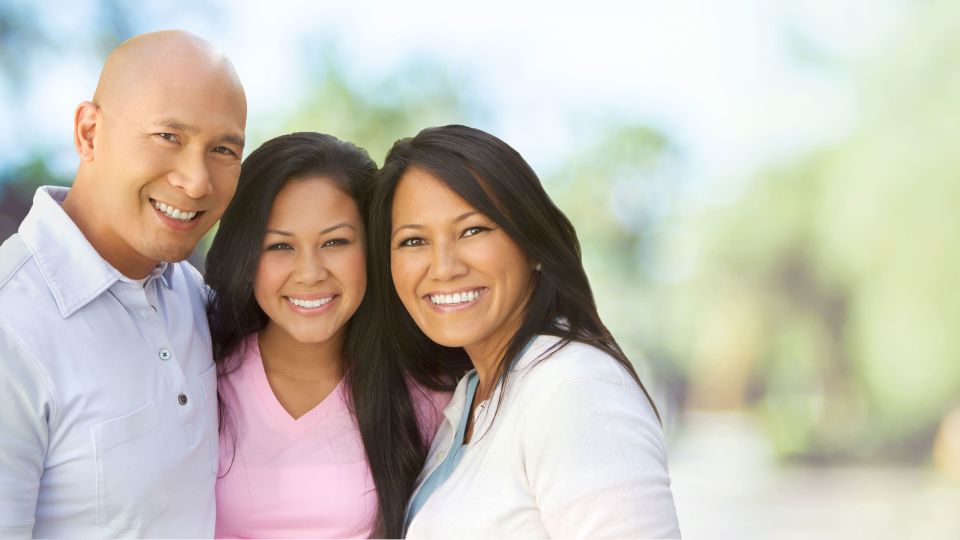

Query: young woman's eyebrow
left=265, top=223, right=356, bottom=237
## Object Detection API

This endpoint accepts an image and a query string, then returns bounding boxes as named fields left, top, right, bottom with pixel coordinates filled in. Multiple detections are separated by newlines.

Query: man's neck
left=61, top=181, right=157, bottom=279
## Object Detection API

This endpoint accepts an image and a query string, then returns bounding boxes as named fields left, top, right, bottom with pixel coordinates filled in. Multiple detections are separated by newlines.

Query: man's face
left=91, top=71, right=246, bottom=273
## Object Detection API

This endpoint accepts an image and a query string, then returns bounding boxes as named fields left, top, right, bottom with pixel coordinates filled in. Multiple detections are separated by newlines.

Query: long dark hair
left=205, top=132, right=429, bottom=537
left=369, top=124, right=660, bottom=423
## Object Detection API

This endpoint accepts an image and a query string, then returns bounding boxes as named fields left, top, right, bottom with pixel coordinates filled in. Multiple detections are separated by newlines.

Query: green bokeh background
left=3, top=1, right=959, bottom=536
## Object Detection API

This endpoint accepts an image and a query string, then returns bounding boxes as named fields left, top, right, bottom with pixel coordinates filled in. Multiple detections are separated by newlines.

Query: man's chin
left=146, top=244, right=197, bottom=265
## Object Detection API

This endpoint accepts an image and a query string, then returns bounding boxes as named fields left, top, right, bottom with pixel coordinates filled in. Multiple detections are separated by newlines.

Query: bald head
left=65, top=29, right=248, bottom=278
left=93, top=30, right=246, bottom=117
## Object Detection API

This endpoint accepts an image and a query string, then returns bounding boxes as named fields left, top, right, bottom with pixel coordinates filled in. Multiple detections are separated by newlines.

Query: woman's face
left=253, top=177, right=366, bottom=347
left=390, top=166, right=536, bottom=363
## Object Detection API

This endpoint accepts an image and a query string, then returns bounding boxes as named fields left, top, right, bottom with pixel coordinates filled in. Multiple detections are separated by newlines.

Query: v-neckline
left=244, top=334, right=345, bottom=436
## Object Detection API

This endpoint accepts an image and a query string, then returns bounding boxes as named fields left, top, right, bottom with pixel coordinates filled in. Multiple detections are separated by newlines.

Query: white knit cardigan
left=405, top=335, right=681, bottom=539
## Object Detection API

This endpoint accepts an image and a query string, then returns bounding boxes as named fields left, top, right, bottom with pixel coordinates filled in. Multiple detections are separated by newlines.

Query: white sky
left=2, top=0, right=903, bottom=199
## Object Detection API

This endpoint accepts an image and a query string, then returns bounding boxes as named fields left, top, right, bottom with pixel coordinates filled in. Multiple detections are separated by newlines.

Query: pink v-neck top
left=215, top=334, right=448, bottom=538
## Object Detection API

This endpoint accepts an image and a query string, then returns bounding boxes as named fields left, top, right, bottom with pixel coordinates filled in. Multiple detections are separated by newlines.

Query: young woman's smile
left=254, top=177, right=366, bottom=346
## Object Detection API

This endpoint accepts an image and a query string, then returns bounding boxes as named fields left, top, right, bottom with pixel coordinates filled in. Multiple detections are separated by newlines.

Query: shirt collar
left=18, top=186, right=173, bottom=317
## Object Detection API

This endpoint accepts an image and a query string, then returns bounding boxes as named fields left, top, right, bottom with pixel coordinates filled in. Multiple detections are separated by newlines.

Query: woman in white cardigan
left=368, top=124, right=681, bottom=539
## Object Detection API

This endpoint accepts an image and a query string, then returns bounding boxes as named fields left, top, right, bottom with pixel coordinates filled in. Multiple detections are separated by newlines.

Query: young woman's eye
left=322, top=238, right=349, bottom=248
left=265, top=242, right=292, bottom=251
left=462, top=226, right=490, bottom=238
left=398, top=237, right=426, bottom=248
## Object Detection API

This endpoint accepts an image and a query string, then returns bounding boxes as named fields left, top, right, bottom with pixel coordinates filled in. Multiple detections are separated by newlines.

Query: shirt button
left=436, top=451, right=446, bottom=461
left=159, top=348, right=172, bottom=361
left=178, top=393, right=188, bottom=406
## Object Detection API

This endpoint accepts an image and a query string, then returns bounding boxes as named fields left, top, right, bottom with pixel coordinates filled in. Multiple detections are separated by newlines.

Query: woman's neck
left=258, top=325, right=344, bottom=383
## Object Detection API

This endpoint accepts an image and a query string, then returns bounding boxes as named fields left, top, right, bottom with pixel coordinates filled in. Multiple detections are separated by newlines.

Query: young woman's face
left=390, top=167, right=536, bottom=362
left=253, top=177, right=366, bottom=347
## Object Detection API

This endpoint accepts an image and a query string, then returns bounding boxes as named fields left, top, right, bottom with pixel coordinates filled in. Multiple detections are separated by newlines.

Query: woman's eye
left=265, top=242, right=292, bottom=251
left=322, top=238, right=349, bottom=248
left=462, top=226, right=490, bottom=238
left=398, top=237, right=426, bottom=248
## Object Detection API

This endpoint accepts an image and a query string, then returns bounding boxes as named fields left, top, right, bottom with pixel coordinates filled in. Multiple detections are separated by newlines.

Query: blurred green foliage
left=663, top=1, right=960, bottom=461
left=2, top=1, right=956, bottom=465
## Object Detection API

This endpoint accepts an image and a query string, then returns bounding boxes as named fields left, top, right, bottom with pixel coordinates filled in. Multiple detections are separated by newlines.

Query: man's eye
left=214, top=146, right=238, bottom=157
left=156, top=133, right=179, bottom=143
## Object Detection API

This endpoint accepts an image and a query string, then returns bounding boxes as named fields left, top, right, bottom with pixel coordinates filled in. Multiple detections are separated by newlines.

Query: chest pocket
left=92, top=401, right=168, bottom=530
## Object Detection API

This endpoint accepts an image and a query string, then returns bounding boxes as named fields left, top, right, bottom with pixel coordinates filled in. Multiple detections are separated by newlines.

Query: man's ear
left=74, top=101, right=100, bottom=162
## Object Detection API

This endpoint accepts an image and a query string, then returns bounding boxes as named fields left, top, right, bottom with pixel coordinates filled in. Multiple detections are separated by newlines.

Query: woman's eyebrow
left=265, top=223, right=356, bottom=237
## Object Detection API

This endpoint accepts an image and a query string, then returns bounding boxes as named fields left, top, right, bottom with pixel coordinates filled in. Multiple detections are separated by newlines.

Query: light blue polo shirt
left=0, top=186, right=218, bottom=537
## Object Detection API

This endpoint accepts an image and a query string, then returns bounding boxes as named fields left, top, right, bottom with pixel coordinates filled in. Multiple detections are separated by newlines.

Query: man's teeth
left=431, top=290, right=481, bottom=305
left=288, top=297, right=333, bottom=309
left=153, top=200, right=198, bottom=221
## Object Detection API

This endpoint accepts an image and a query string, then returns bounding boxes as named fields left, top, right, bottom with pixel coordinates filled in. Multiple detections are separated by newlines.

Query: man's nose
left=169, top=150, right=213, bottom=199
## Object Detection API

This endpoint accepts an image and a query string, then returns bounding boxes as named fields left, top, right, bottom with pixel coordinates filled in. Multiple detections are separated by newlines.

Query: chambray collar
left=18, top=186, right=173, bottom=317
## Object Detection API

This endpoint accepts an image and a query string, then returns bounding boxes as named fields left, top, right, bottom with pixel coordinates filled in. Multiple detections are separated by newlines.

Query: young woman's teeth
left=153, top=200, right=198, bottom=221
left=431, top=290, right=481, bottom=305
left=288, top=297, right=332, bottom=309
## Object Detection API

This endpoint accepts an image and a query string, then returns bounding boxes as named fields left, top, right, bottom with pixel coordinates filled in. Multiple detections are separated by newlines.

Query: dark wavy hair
left=205, top=132, right=430, bottom=537
left=369, top=124, right=659, bottom=425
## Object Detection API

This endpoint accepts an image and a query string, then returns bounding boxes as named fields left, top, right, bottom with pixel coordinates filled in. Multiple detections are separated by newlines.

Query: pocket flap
left=94, top=402, right=160, bottom=449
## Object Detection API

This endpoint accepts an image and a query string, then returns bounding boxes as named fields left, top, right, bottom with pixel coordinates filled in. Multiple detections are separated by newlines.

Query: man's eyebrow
left=222, top=133, right=245, bottom=149
left=153, top=117, right=198, bottom=133
left=152, top=117, right=245, bottom=148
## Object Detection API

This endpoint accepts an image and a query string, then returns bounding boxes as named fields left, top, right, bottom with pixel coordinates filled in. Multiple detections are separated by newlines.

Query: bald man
left=0, top=30, right=246, bottom=537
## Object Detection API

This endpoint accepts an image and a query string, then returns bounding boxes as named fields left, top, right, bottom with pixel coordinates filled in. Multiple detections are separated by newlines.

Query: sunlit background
left=2, top=0, right=959, bottom=537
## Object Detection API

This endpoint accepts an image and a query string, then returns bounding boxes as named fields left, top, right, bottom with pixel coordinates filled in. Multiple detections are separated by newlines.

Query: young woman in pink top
left=204, top=132, right=456, bottom=538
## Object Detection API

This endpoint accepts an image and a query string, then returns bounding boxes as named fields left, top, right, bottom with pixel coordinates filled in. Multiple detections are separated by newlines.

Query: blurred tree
left=669, top=0, right=960, bottom=462
left=547, top=124, right=688, bottom=416
left=0, top=0, right=138, bottom=239
left=275, top=49, right=483, bottom=165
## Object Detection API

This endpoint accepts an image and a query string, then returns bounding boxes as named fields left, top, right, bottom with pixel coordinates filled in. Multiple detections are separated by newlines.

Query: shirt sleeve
left=522, top=374, right=681, bottom=539
left=0, top=327, right=54, bottom=538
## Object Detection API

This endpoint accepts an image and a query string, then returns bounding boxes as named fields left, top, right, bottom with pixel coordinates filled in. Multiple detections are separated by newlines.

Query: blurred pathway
left=669, top=412, right=960, bottom=539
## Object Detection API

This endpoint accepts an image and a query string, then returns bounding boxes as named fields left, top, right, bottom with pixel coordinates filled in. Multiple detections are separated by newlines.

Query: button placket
left=127, top=287, right=191, bottom=418
left=112, top=278, right=196, bottom=431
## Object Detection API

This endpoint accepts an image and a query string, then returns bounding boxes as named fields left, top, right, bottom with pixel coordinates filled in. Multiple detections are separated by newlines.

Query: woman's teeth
left=288, top=296, right=333, bottom=309
left=430, top=289, right=481, bottom=305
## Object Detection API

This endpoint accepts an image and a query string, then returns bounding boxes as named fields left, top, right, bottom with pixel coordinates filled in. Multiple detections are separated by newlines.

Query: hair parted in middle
left=369, top=124, right=659, bottom=424
left=204, top=131, right=433, bottom=538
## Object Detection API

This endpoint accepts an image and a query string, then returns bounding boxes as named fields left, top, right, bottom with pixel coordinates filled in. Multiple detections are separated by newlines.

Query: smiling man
left=0, top=30, right=245, bottom=537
